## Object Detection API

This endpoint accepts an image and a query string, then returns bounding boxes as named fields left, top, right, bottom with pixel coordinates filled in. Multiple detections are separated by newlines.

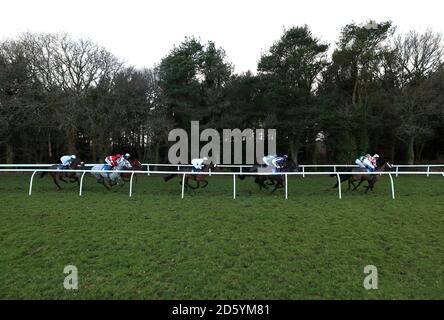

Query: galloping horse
left=39, top=159, right=85, bottom=190
left=331, top=162, right=393, bottom=192
left=90, top=158, right=132, bottom=190
left=348, top=162, right=393, bottom=192
left=163, top=162, right=217, bottom=189
left=240, top=158, right=298, bottom=192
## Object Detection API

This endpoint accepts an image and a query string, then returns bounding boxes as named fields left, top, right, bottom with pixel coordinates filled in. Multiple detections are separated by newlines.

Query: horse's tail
left=163, top=174, right=176, bottom=182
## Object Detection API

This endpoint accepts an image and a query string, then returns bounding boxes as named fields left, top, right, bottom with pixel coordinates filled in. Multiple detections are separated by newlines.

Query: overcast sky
left=1, top=0, right=443, bottom=73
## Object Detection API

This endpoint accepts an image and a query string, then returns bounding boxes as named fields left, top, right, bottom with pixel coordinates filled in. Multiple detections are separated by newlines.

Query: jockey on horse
left=191, top=156, right=210, bottom=172
left=241, top=154, right=298, bottom=192
left=59, top=154, right=77, bottom=170
left=103, top=153, right=130, bottom=171
left=164, top=157, right=216, bottom=189
left=355, top=154, right=379, bottom=172
left=261, top=154, right=288, bottom=173
left=40, top=154, right=84, bottom=189
left=91, top=153, right=132, bottom=189
left=332, top=153, right=382, bottom=189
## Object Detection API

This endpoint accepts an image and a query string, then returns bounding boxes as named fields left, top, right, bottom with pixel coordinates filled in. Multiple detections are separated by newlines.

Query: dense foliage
left=1, top=22, right=443, bottom=164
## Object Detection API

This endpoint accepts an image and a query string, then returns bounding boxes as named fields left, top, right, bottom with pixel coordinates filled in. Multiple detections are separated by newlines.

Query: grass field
left=0, top=172, right=443, bottom=299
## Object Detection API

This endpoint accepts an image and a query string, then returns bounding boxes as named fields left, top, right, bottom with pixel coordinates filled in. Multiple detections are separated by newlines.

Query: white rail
left=1, top=168, right=443, bottom=200
left=2, top=163, right=443, bottom=178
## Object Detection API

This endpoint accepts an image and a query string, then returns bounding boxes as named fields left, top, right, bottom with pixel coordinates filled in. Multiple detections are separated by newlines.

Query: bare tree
left=20, top=32, right=123, bottom=154
left=393, top=30, right=443, bottom=163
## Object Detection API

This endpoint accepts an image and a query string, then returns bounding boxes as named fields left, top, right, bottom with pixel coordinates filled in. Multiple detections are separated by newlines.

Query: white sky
left=1, top=0, right=443, bottom=73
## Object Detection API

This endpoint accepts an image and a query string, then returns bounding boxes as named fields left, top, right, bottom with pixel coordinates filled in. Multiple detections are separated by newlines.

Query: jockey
left=117, top=153, right=131, bottom=164
left=59, top=155, right=76, bottom=169
left=104, top=154, right=122, bottom=170
left=355, top=155, right=368, bottom=169
left=356, top=153, right=378, bottom=172
left=262, top=154, right=277, bottom=167
left=368, top=154, right=380, bottom=169
left=191, top=157, right=209, bottom=172
left=271, top=154, right=288, bottom=173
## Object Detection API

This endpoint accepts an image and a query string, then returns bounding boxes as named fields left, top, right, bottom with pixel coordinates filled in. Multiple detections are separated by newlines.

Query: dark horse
left=163, top=162, right=217, bottom=189
left=239, top=158, right=298, bottom=192
left=331, top=162, right=393, bottom=192
left=39, top=159, right=85, bottom=190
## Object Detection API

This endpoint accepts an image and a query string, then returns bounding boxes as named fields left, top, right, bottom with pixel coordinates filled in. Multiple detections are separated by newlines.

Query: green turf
left=0, top=173, right=443, bottom=299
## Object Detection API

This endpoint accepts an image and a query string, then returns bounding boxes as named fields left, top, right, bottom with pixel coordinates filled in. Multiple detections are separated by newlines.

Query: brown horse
left=163, top=162, right=216, bottom=189
left=121, top=159, right=143, bottom=183
left=39, top=159, right=85, bottom=190
left=348, top=162, right=393, bottom=192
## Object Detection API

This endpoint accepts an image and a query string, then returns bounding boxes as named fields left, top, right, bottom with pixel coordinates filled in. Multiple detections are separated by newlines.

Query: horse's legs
left=59, top=175, right=68, bottom=183
left=185, top=176, right=196, bottom=190
left=353, top=179, right=364, bottom=190
left=201, top=179, right=208, bottom=188
left=102, top=179, right=112, bottom=191
left=271, top=182, right=280, bottom=193
left=271, top=179, right=283, bottom=193
left=255, top=177, right=263, bottom=190
left=52, top=175, right=62, bottom=190
left=349, top=179, right=358, bottom=191
left=259, top=177, right=268, bottom=190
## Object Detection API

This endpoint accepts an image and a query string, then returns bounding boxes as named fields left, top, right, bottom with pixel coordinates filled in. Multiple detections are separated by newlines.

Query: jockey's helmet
left=203, top=156, right=209, bottom=161
left=373, top=154, right=380, bottom=158
left=124, top=153, right=130, bottom=159
left=283, top=154, right=288, bottom=159
left=71, top=155, right=76, bottom=159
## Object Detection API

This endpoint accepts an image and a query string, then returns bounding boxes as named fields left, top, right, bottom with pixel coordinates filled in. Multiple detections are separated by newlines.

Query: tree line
left=1, top=21, right=443, bottom=165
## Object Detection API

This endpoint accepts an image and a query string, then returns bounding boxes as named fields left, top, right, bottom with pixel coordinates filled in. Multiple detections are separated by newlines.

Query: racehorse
left=348, top=162, right=393, bottom=192
left=240, top=158, right=298, bottom=193
left=39, top=159, right=85, bottom=190
left=331, top=162, right=393, bottom=192
left=121, top=159, right=143, bottom=183
left=90, top=158, right=132, bottom=190
left=163, top=162, right=217, bottom=189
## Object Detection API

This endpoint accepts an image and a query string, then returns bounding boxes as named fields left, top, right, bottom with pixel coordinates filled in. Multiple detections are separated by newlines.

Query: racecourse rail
left=1, top=163, right=444, bottom=177
left=0, top=165, right=443, bottom=200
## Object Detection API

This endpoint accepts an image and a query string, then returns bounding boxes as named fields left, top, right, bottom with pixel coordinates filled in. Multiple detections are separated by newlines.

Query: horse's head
left=385, top=162, right=393, bottom=170
left=377, top=162, right=393, bottom=171
left=70, top=159, right=81, bottom=169
left=76, top=161, right=85, bottom=169
left=208, top=162, right=218, bottom=170
left=130, top=159, right=142, bottom=170
left=284, top=158, right=299, bottom=172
